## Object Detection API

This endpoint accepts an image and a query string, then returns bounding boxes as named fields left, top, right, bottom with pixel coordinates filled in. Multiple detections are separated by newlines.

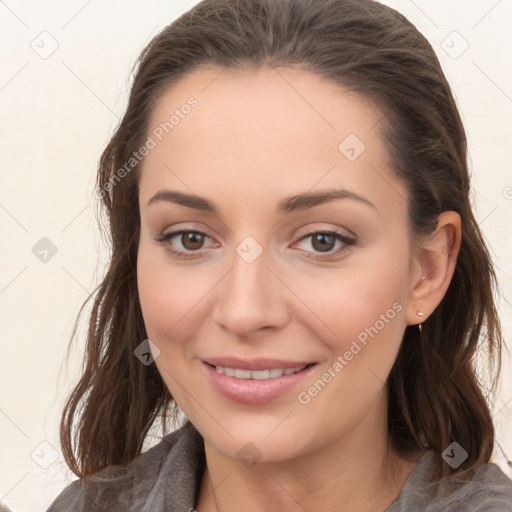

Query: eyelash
left=154, top=228, right=356, bottom=261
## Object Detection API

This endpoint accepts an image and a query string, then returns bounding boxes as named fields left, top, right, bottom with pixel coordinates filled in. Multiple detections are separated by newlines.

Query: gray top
left=46, top=421, right=512, bottom=511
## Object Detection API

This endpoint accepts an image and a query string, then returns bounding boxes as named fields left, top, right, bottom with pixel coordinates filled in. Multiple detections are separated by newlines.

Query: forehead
left=146, top=65, right=382, bottom=156
left=140, top=65, right=407, bottom=219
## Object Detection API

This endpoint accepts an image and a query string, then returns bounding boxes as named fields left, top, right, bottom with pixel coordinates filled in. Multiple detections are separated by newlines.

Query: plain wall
left=0, top=0, right=511, bottom=510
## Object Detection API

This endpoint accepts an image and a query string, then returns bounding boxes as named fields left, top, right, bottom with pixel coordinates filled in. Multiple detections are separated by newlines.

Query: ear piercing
left=417, top=311, right=423, bottom=333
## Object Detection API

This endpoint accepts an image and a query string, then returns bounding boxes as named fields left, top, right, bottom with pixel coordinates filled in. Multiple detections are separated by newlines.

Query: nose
left=212, top=241, right=290, bottom=338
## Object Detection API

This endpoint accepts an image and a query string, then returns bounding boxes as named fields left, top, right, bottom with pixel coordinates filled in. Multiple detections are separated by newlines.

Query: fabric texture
left=46, top=421, right=512, bottom=511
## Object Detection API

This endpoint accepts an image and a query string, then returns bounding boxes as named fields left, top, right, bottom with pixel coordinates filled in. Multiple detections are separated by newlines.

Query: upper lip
left=203, top=357, right=315, bottom=371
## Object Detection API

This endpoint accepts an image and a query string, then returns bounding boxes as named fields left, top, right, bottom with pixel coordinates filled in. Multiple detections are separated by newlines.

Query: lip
left=202, top=359, right=317, bottom=405
left=203, top=357, right=314, bottom=371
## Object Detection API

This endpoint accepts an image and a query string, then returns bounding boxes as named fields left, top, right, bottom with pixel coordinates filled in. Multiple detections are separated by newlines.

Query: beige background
left=0, top=0, right=511, bottom=510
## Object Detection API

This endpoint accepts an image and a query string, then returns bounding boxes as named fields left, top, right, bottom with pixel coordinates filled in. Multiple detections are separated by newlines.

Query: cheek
left=289, top=252, right=409, bottom=433
left=136, top=242, right=217, bottom=353
left=137, top=242, right=180, bottom=340
left=286, top=246, right=410, bottom=353
left=136, top=245, right=207, bottom=404
left=329, top=275, right=406, bottom=348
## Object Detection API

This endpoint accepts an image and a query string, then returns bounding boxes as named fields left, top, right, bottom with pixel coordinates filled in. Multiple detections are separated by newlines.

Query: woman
left=47, top=0, right=512, bottom=510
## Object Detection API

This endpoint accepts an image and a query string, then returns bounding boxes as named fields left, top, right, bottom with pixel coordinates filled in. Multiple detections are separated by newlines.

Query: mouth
left=202, top=359, right=317, bottom=405
left=205, top=362, right=315, bottom=380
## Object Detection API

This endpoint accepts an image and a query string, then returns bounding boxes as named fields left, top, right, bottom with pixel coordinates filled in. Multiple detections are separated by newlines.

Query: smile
left=211, top=364, right=309, bottom=380
left=203, top=360, right=317, bottom=405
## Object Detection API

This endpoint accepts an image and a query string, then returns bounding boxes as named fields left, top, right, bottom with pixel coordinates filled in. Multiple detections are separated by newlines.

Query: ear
left=406, top=211, right=462, bottom=326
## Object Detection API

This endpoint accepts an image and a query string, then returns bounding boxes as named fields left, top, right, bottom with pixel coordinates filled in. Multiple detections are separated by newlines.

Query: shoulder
left=459, top=462, right=512, bottom=511
left=387, top=451, right=512, bottom=511
left=45, top=421, right=204, bottom=512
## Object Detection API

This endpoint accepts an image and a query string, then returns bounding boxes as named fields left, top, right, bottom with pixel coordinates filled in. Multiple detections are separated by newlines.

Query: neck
left=195, top=393, right=422, bottom=512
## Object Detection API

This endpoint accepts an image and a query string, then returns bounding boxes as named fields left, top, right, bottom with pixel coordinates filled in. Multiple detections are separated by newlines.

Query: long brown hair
left=61, top=0, right=504, bottom=481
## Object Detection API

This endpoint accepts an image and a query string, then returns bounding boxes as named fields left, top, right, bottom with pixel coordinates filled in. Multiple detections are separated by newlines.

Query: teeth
left=224, top=366, right=236, bottom=377
left=213, top=364, right=307, bottom=380
left=252, top=369, right=270, bottom=380
left=235, top=368, right=251, bottom=379
left=269, top=368, right=284, bottom=378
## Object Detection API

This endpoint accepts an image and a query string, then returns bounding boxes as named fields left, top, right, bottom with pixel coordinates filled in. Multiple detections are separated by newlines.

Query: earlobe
left=406, top=211, right=462, bottom=326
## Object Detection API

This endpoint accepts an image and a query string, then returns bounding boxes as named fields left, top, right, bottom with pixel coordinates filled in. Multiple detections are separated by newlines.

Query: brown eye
left=311, top=233, right=336, bottom=252
left=293, top=230, right=356, bottom=260
left=180, top=232, right=205, bottom=251
left=155, top=229, right=214, bottom=258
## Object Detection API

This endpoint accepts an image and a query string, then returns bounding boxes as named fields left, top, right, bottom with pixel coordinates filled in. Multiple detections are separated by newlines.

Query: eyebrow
left=145, top=188, right=377, bottom=214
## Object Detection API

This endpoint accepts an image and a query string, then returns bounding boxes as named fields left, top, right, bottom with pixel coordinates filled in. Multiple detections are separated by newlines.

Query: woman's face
left=137, top=66, right=421, bottom=464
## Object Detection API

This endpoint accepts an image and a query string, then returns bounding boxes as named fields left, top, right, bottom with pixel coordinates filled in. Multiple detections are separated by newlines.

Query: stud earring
left=417, top=311, right=424, bottom=334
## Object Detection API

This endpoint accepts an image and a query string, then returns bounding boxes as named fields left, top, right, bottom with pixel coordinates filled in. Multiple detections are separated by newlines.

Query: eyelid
left=155, top=229, right=219, bottom=254
left=156, top=222, right=219, bottom=244
left=294, top=223, right=356, bottom=240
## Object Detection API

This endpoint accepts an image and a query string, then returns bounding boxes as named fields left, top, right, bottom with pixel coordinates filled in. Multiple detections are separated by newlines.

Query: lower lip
left=203, top=362, right=316, bottom=405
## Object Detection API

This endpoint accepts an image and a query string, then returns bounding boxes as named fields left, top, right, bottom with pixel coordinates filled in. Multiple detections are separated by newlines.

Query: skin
left=136, top=66, right=461, bottom=511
